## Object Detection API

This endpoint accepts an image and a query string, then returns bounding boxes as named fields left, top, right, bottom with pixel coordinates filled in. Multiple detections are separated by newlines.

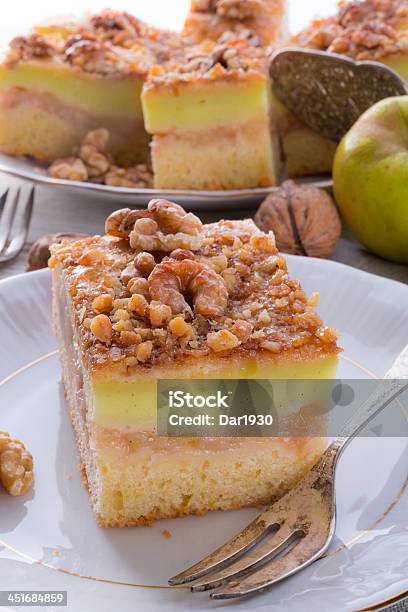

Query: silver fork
left=169, top=346, right=408, bottom=600
left=0, top=185, right=35, bottom=264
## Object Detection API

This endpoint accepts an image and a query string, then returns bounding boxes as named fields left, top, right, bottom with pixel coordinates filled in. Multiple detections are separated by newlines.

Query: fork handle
left=328, top=346, right=408, bottom=461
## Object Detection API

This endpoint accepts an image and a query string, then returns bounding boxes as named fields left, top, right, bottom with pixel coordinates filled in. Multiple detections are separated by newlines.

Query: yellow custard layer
left=0, top=62, right=144, bottom=116
left=90, top=355, right=338, bottom=430
left=142, top=74, right=270, bottom=134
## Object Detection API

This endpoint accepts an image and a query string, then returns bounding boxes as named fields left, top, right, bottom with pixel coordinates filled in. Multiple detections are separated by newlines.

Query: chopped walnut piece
left=207, top=329, right=240, bottom=353
left=78, top=131, right=110, bottom=178
left=92, top=294, right=113, bottom=313
left=121, top=263, right=137, bottom=285
left=82, top=128, right=109, bottom=150
left=117, top=331, right=141, bottom=347
left=204, top=253, right=228, bottom=273
left=149, top=302, right=172, bottom=327
left=90, top=314, right=112, bottom=345
left=221, top=268, right=238, bottom=293
left=111, top=308, right=130, bottom=322
left=136, top=340, right=153, bottom=362
left=113, top=319, right=133, bottom=332
left=134, top=217, right=158, bottom=235
left=105, top=164, right=153, bottom=188
left=0, top=432, right=33, bottom=496
left=170, top=249, right=196, bottom=261
left=149, top=258, right=228, bottom=317
left=129, top=293, right=149, bottom=317
left=230, top=319, right=253, bottom=341
left=78, top=249, right=106, bottom=266
left=134, top=252, right=156, bottom=277
left=250, top=233, right=277, bottom=254
left=7, top=33, right=55, bottom=64
left=316, top=326, right=338, bottom=344
left=49, top=157, right=88, bottom=181
left=261, top=340, right=282, bottom=353
left=169, top=316, right=191, bottom=337
left=216, top=0, right=265, bottom=20
left=127, top=277, right=150, bottom=297
left=308, top=292, right=320, bottom=308
left=257, top=309, right=271, bottom=325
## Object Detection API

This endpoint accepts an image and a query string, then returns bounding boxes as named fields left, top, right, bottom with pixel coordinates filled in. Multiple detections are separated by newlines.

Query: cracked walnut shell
left=255, top=181, right=342, bottom=259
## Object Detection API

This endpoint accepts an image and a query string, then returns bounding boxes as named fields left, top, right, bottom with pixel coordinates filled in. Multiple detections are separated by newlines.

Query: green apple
left=333, top=96, right=408, bottom=264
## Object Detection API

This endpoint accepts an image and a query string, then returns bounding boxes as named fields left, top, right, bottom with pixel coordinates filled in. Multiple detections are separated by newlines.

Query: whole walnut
left=254, top=181, right=342, bottom=258
left=27, top=232, right=89, bottom=271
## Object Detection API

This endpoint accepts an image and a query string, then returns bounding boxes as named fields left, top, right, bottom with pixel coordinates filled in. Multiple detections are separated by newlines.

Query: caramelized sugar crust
left=49, top=200, right=339, bottom=373
left=293, top=0, right=408, bottom=61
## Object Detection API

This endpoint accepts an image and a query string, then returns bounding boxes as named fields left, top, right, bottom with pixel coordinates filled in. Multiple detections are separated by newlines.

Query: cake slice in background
left=279, top=0, right=408, bottom=178
left=0, top=10, right=187, bottom=165
left=50, top=199, right=339, bottom=527
left=142, top=37, right=281, bottom=190
left=184, top=0, right=289, bottom=47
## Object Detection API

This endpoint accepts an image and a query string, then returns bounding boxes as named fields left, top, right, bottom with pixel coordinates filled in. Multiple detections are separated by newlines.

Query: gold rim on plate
left=0, top=350, right=407, bottom=610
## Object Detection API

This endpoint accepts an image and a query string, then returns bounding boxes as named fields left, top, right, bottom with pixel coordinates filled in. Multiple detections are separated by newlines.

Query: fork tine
left=0, top=187, right=20, bottom=253
left=191, top=527, right=303, bottom=592
left=210, top=532, right=325, bottom=600
left=0, top=186, right=35, bottom=263
left=5, top=186, right=35, bottom=258
left=0, top=188, right=9, bottom=210
left=168, top=516, right=279, bottom=586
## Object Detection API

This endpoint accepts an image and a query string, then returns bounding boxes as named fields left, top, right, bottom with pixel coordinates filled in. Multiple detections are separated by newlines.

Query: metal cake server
left=169, top=345, right=408, bottom=600
left=270, top=48, right=408, bottom=142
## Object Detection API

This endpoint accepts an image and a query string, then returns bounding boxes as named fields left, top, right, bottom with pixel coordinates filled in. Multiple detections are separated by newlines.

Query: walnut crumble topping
left=0, top=432, right=34, bottom=496
left=293, top=0, right=408, bottom=61
left=146, top=34, right=267, bottom=85
left=192, top=0, right=274, bottom=20
left=49, top=200, right=339, bottom=371
left=5, top=9, right=189, bottom=76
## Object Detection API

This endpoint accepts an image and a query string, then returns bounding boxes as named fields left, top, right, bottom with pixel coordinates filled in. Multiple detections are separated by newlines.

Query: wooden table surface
left=0, top=173, right=407, bottom=284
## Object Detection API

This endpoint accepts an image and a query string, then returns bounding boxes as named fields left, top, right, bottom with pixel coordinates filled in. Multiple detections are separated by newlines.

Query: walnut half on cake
left=49, top=199, right=339, bottom=528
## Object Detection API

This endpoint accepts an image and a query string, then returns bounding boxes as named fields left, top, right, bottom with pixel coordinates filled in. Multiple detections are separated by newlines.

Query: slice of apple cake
left=0, top=10, right=187, bottom=166
left=142, top=35, right=281, bottom=190
left=50, top=199, right=339, bottom=527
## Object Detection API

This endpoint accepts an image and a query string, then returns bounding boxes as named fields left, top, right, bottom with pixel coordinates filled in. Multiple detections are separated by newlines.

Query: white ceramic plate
left=0, top=257, right=408, bottom=612
left=0, top=153, right=332, bottom=211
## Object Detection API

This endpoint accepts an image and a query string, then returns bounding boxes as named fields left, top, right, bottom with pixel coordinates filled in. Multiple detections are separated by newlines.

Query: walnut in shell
left=27, top=232, right=89, bottom=271
left=254, top=181, right=342, bottom=258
